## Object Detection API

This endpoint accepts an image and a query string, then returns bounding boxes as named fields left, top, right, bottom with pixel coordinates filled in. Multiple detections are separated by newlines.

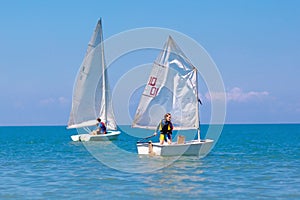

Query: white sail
left=68, top=19, right=117, bottom=130
left=132, top=36, right=200, bottom=130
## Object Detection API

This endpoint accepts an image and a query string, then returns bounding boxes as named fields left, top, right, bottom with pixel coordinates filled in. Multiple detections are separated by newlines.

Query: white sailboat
left=132, top=36, right=213, bottom=157
left=67, top=19, right=120, bottom=141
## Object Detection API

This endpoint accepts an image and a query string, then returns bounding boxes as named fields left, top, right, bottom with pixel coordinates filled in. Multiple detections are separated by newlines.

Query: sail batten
left=132, top=36, right=200, bottom=131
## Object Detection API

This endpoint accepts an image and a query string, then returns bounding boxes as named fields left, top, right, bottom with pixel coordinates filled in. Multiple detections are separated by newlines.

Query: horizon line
left=1, top=122, right=300, bottom=127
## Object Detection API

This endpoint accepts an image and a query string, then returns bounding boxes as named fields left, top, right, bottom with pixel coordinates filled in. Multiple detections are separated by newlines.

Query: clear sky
left=0, top=0, right=299, bottom=126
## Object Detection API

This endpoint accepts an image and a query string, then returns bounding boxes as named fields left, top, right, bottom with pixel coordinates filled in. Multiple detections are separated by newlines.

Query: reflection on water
left=140, top=157, right=206, bottom=197
left=85, top=141, right=180, bottom=173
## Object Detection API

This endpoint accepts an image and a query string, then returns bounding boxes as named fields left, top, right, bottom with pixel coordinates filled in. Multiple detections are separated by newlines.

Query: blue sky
left=0, top=0, right=299, bottom=125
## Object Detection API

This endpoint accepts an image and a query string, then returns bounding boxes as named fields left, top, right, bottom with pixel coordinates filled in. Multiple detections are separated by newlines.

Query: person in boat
left=155, top=113, right=173, bottom=145
left=92, top=118, right=107, bottom=135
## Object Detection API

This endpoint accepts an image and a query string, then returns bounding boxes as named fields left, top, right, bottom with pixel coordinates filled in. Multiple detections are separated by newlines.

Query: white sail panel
left=96, top=72, right=117, bottom=130
left=132, top=62, right=169, bottom=129
left=68, top=41, right=103, bottom=127
left=132, top=36, right=200, bottom=130
left=86, top=20, right=102, bottom=56
left=68, top=19, right=117, bottom=130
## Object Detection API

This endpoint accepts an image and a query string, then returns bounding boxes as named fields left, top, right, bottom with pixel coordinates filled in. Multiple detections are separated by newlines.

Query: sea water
left=0, top=124, right=299, bottom=199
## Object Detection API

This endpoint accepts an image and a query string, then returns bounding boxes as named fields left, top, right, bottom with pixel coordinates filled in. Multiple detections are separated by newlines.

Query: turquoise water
left=0, top=124, right=299, bottom=199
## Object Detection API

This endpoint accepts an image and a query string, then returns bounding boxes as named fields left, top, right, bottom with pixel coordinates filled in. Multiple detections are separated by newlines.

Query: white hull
left=71, top=131, right=121, bottom=142
left=137, top=139, right=214, bottom=157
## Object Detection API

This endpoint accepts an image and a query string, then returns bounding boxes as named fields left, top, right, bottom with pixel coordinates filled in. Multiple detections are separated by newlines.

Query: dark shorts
left=167, top=133, right=172, bottom=140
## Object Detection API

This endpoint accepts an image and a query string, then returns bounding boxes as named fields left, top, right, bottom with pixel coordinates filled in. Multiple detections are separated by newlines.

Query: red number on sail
left=148, top=76, right=157, bottom=86
left=150, top=87, right=159, bottom=96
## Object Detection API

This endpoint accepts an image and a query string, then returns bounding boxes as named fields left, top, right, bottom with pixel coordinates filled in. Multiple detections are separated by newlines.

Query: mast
left=97, top=18, right=117, bottom=130
left=99, top=18, right=107, bottom=123
left=195, top=68, right=201, bottom=142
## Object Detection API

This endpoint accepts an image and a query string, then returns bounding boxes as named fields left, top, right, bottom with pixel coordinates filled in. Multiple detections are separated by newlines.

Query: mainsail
left=132, top=36, right=200, bottom=130
left=68, top=19, right=117, bottom=130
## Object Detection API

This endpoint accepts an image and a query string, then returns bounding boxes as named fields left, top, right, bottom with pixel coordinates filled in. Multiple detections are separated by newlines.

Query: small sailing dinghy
left=132, top=36, right=213, bottom=157
left=67, top=19, right=120, bottom=141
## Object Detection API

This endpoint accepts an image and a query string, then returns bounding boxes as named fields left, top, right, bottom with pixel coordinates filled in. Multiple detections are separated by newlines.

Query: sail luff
left=99, top=18, right=107, bottom=123
left=86, top=19, right=102, bottom=55
left=101, top=20, right=107, bottom=124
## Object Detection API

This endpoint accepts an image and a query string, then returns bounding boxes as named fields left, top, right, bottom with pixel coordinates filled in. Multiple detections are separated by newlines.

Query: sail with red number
left=132, top=36, right=199, bottom=130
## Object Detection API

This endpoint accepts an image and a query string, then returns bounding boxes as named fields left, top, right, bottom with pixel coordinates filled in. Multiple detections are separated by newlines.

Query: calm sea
left=0, top=124, right=299, bottom=199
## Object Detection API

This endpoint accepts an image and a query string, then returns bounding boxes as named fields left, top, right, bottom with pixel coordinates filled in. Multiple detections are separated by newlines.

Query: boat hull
left=137, top=139, right=214, bottom=157
left=71, top=131, right=121, bottom=142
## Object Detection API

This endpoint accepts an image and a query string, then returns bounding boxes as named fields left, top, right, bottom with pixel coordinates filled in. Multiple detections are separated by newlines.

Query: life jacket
left=159, top=119, right=173, bottom=133
left=98, top=122, right=106, bottom=133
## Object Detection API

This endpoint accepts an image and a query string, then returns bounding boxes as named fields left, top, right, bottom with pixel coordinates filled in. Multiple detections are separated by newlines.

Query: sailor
left=92, top=118, right=107, bottom=135
left=155, top=113, right=173, bottom=145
